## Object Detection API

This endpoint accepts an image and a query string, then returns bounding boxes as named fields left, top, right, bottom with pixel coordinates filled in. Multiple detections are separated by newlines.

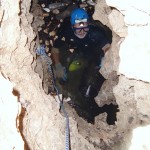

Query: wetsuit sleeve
left=89, top=26, right=111, bottom=50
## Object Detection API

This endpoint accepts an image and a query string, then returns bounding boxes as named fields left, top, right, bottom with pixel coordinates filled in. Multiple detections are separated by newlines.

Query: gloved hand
left=55, top=63, right=67, bottom=80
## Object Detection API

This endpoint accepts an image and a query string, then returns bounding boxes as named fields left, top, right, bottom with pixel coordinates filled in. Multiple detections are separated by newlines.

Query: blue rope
left=54, top=87, right=70, bottom=150
left=36, top=45, right=70, bottom=150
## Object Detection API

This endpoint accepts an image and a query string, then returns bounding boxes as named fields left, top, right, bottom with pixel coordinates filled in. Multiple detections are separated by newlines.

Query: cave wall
left=107, top=0, right=150, bottom=82
left=94, top=0, right=150, bottom=149
left=1, top=0, right=150, bottom=150
left=0, top=0, right=25, bottom=148
left=94, top=0, right=150, bottom=82
left=0, top=0, right=66, bottom=149
left=0, top=0, right=99, bottom=150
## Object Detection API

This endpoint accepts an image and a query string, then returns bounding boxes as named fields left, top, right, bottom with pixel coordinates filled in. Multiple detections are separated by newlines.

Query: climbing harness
left=36, top=45, right=70, bottom=150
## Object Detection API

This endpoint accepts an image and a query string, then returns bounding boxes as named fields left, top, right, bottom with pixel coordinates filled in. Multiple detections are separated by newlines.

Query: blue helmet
left=70, top=8, right=89, bottom=25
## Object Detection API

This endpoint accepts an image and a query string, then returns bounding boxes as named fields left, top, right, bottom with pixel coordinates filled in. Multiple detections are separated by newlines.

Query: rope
left=36, top=45, right=70, bottom=150
left=54, top=86, right=70, bottom=150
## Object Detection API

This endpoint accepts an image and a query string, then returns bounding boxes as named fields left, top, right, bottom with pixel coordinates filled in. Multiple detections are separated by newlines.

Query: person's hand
left=55, top=63, right=67, bottom=80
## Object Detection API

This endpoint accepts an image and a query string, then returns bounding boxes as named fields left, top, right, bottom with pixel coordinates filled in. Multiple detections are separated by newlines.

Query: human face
left=73, top=22, right=89, bottom=39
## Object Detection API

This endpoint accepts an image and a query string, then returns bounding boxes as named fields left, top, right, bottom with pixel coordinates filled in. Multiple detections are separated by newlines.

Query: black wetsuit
left=53, top=21, right=111, bottom=123
left=53, top=22, right=110, bottom=66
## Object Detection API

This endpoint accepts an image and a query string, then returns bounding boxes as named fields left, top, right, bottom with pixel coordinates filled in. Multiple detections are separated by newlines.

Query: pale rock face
left=106, top=0, right=150, bottom=82
left=0, top=75, right=24, bottom=150
left=119, top=25, right=150, bottom=82
left=108, top=9, right=127, bottom=37
left=129, top=125, right=150, bottom=150
left=102, top=1, right=150, bottom=149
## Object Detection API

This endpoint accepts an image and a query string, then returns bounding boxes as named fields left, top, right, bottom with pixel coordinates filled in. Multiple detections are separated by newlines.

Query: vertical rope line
left=36, top=46, right=70, bottom=150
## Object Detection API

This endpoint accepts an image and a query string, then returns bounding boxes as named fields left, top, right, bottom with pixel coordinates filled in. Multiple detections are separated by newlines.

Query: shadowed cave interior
left=33, top=0, right=119, bottom=124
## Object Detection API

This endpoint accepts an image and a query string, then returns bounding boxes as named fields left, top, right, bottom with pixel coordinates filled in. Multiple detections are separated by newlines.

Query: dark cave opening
left=73, top=97, right=119, bottom=125
left=102, top=104, right=119, bottom=125
left=68, top=73, right=119, bottom=124
left=33, top=0, right=118, bottom=125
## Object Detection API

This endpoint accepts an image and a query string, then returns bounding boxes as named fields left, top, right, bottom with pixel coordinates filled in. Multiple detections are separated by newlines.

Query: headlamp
left=79, top=22, right=84, bottom=27
left=75, top=18, right=87, bottom=24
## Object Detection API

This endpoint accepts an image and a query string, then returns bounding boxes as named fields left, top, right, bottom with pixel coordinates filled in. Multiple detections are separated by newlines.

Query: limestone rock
left=108, top=9, right=127, bottom=37
left=0, top=74, right=24, bottom=150
left=106, top=0, right=150, bottom=82
left=100, top=34, right=120, bottom=79
left=95, top=78, right=118, bottom=107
